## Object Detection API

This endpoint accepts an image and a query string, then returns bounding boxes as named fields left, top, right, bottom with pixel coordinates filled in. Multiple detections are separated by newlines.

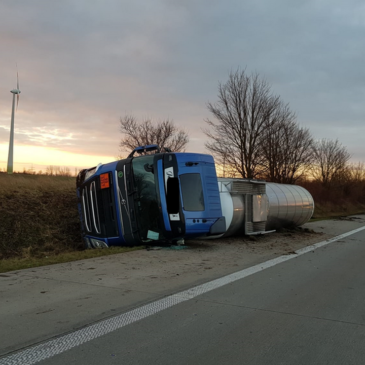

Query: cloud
left=0, top=0, right=364, bottom=167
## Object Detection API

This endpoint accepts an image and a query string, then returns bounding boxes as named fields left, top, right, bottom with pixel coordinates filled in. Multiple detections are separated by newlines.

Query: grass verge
left=312, top=201, right=365, bottom=221
left=0, top=173, right=82, bottom=259
left=0, top=246, right=143, bottom=273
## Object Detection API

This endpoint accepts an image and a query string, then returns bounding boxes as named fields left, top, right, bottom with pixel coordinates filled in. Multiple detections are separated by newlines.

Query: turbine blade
left=17, top=72, right=19, bottom=90
left=17, top=94, right=19, bottom=109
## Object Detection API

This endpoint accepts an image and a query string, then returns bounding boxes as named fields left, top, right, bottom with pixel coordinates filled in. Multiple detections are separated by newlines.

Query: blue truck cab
left=76, top=145, right=225, bottom=247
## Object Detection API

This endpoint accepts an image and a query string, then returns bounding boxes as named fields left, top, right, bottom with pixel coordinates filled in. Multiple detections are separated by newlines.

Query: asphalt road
left=4, top=225, right=365, bottom=365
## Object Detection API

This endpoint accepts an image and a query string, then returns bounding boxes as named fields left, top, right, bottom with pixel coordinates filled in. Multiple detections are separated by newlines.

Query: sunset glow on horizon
left=1, top=1, right=365, bottom=173
left=0, top=143, right=117, bottom=173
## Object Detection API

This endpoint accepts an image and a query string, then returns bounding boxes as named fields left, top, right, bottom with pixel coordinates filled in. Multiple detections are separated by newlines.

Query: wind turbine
left=7, top=69, right=21, bottom=174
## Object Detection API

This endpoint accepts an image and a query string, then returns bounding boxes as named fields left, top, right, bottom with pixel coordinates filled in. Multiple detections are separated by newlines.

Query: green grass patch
left=0, top=246, right=143, bottom=273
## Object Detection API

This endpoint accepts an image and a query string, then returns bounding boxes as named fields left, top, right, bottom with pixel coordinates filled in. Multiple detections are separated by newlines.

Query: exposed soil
left=99, top=227, right=329, bottom=287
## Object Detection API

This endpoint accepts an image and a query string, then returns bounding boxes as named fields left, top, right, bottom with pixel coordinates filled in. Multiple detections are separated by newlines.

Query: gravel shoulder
left=1, top=215, right=365, bottom=356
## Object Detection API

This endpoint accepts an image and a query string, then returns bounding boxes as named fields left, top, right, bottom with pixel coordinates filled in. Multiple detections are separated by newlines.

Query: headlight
left=90, top=238, right=109, bottom=248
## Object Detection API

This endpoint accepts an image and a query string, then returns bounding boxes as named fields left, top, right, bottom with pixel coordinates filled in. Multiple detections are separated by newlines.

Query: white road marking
left=2, top=225, right=365, bottom=365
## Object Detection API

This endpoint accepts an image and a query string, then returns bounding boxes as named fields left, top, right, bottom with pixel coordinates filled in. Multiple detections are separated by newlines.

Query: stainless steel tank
left=216, top=178, right=314, bottom=236
left=217, top=181, right=245, bottom=237
left=265, top=183, right=314, bottom=230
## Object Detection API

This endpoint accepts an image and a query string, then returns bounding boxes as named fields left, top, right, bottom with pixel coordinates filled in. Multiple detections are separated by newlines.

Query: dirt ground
left=107, top=227, right=330, bottom=289
left=92, top=215, right=365, bottom=291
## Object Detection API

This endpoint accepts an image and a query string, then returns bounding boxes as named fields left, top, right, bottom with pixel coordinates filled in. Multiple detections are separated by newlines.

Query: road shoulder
left=1, top=215, right=364, bottom=356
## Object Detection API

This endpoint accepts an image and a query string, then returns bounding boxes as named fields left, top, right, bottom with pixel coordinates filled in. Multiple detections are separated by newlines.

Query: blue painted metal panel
left=175, top=153, right=223, bottom=237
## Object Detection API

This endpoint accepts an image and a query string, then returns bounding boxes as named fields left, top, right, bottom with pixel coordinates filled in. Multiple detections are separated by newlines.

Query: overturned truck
left=76, top=145, right=314, bottom=248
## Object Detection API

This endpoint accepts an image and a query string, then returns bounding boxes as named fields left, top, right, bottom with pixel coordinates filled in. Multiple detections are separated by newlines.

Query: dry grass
left=0, top=173, right=74, bottom=192
left=0, top=246, right=142, bottom=273
left=312, top=202, right=365, bottom=219
left=302, top=180, right=365, bottom=219
left=0, top=173, right=81, bottom=259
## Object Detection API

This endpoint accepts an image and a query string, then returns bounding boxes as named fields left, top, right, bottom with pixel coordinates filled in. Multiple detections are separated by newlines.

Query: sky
left=0, top=0, right=364, bottom=173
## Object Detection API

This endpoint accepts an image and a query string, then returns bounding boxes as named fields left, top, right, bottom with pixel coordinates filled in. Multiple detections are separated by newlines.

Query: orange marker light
left=100, top=173, right=110, bottom=189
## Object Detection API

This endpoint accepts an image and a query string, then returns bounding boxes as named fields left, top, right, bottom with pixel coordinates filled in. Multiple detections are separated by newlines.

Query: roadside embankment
left=0, top=174, right=82, bottom=259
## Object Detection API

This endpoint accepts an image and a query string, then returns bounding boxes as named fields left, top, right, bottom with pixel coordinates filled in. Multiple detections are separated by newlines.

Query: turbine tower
left=7, top=71, right=21, bottom=174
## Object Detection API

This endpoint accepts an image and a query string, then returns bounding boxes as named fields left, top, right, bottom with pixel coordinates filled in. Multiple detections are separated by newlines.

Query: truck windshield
left=131, top=155, right=164, bottom=241
left=180, top=173, right=205, bottom=211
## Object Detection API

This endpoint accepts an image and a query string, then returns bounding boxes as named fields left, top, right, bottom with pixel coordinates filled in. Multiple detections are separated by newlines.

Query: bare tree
left=204, top=69, right=281, bottom=179
left=341, top=162, right=365, bottom=199
left=56, top=166, right=72, bottom=177
left=120, top=115, right=189, bottom=153
left=311, top=139, right=351, bottom=187
left=260, top=105, right=314, bottom=183
left=46, top=165, right=55, bottom=176
left=346, top=162, right=365, bottom=182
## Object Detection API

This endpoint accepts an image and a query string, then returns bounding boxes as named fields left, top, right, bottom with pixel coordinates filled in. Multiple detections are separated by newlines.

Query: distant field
left=0, top=173, right=363, bottom=264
